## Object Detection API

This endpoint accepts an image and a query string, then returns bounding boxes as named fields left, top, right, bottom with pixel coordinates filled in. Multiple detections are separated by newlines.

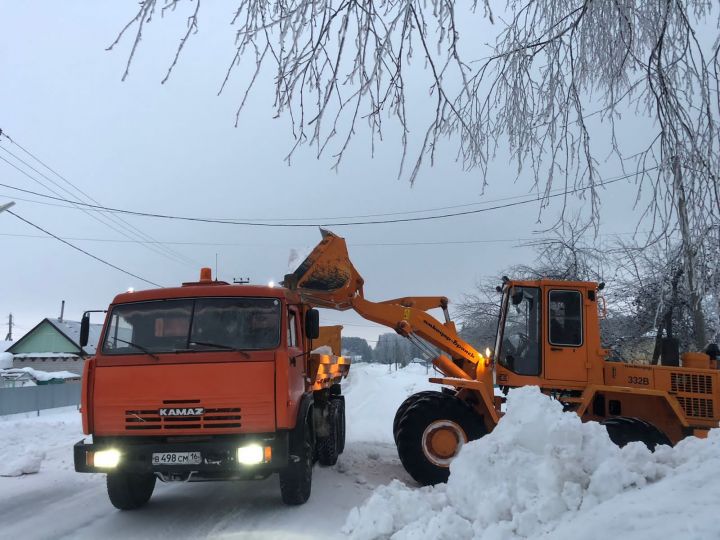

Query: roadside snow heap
left=344, top=386, right=719, bottom=540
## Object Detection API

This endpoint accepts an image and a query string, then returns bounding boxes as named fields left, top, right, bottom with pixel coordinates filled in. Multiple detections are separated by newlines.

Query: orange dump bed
left=308, top=325, right=350, bottom=390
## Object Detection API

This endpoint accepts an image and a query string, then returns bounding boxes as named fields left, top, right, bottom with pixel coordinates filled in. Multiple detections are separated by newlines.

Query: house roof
left=45, top=318, right=104, bottom=355
left=0, top=340, right=12, bottom=352
left=7, top=318, right=104, bottom=356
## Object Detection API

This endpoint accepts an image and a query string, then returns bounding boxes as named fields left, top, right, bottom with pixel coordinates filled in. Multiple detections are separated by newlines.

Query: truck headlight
left=93, top=449, right=121, bottom=468
left=237, top=444, right=264, bottom=465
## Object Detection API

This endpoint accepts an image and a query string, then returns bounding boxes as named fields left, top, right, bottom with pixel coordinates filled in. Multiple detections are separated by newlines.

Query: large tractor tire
left=317, top=400, right=340, bottom=466
left=280, top=418, right=314, bottom=505
left=601, top=416, right=672, bottom=451
left=393, top=391, right=444, bottom=444
left=395, top=393, right=486, bottom=486
left=106, top=472, right=156, bottom=510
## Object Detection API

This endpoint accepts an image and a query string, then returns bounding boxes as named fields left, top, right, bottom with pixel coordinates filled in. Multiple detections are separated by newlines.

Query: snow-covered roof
left=1, top=367, right=80, bottom=382
left=43, top=318, right=103, bottom=355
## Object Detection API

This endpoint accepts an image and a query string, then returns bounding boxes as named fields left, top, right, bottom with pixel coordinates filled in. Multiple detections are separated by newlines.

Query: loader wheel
left=396, top=393, right=486, bottom=486
left=280, top=418, right=313, bottom=505
left=601, top=417, right=672, bottom=451
left=106, top=472, right=156, bottom=510
left=393, top=391, right=444, bottom=444
left=318, top=400, right=340, bottom=466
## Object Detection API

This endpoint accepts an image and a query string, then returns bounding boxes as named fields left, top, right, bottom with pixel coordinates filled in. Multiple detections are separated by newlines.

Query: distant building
left=6, top=318, right=103, bottom=375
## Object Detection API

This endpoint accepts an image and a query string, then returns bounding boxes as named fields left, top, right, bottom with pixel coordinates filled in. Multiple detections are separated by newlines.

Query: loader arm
left=283, top=229, right=493, bottom=389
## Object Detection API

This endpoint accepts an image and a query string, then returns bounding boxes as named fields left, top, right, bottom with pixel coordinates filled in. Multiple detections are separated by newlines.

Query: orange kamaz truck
left=74, top=268, right=349, bottom=509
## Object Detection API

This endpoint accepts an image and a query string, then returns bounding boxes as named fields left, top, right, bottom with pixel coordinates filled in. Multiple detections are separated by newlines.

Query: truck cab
left=74, top=269, right=349, bottom=508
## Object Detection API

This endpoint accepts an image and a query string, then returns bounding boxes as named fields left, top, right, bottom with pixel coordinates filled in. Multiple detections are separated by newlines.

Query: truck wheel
left=601, top=417, right=672, bottom=451
left=393, top=391, right=444, bottom=444
left=106, top=472, right=156, bottom=510
left=396, top=393, right=486, bottom=486
left=335, top=398, right=346, bottom=454
left=317, top=400, right=340, bottom=466
left=280, top=419, right=313, bottom=505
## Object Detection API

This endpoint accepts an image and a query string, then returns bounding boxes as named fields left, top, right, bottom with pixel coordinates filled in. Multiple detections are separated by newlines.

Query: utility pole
left=4, top=313, right=13, bottom=341
left=0, top=201, right=15, bottom=214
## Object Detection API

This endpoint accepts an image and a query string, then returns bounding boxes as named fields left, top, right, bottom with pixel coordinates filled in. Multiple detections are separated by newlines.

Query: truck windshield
left=496, top=286, right=541, bottom=376
left=102, top=297, right=281, bottom=355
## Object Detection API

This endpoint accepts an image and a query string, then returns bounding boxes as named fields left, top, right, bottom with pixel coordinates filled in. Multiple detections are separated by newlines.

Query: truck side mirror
left=80, top=312, right=90, bottom=347
left=305, top=309, right=320, bottom=340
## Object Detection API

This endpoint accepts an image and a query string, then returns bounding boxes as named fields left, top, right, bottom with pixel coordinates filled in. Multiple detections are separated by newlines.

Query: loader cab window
left=496, top=286, right=541, bottom=376
left=548, top=290, right=583, bottom=347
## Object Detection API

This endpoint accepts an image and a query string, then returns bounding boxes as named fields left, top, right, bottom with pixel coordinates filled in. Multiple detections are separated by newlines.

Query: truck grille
left=676, top=397, right=714, bottom=419
left=671, top=373, right=712, bottom=394
left=124, top=405, right=242, bottom=431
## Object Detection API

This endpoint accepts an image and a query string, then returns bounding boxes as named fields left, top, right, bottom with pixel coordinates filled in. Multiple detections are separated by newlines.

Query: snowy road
left=0, top=364, right=435, bottom=540
left=4, top=364, right=718, bottom=540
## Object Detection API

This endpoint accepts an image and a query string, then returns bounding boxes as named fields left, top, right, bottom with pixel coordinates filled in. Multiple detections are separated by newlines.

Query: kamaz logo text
left=159, top=407, right=204, bottom=416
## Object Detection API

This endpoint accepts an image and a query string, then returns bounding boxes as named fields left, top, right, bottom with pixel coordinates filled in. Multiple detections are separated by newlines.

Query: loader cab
left=495, top=280, right=599, bottom=388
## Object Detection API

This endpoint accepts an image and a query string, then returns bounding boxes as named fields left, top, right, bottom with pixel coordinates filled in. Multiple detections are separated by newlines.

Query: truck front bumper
left=74, top=432, right=290, bottom=480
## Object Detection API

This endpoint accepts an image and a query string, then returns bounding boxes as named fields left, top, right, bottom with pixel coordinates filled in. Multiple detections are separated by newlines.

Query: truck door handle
left=550, top=347, right=563, bottom=352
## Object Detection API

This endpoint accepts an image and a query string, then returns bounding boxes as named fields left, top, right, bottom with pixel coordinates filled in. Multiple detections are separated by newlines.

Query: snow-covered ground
left=0, top=364, right=718, bottom=539
left=0, top=363, right=435, bottom=540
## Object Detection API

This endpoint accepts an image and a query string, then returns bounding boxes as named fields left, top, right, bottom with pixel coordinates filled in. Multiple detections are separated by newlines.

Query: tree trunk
left=673, top=157, right=707, bottom=349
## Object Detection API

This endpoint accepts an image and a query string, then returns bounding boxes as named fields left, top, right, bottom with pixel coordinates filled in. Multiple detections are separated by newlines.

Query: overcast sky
left=0, top=3, right=654, bottom=346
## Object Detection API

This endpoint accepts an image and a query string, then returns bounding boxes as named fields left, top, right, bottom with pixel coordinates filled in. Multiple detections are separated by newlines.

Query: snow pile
left=0, top=449, right=45, bottom=477
left=0, top=352, right=12, bottom=369
left=343, top=363, right=436, bottom=443
left=344, top=386, right=720, bottom=539
left=3, top=367, right=80, bottom=381
left=312, top=345, right=335, bottom=355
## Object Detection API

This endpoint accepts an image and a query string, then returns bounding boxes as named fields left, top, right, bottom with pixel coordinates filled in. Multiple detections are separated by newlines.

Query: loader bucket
left=282, top=229, right=364, bottom=310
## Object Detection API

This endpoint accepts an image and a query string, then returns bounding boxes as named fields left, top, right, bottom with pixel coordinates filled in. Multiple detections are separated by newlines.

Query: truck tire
left=396, top=393, right=486, bottom=486
left=335, top=398, right=346, bottom=454
left=106, top=472, right=156, bottom=510
left=393, top=391, right=444, bottom=444
left=601, top=417, right=672, bottom=451
left=280, top=419, right=313, bottom=505
left=317, top=400, right=340, bottom=466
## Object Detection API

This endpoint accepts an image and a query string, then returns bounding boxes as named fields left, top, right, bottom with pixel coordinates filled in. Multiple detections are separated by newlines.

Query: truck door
left=286, top=307, right=306, bottom=408
left=544, top=289, right=587, bottom=382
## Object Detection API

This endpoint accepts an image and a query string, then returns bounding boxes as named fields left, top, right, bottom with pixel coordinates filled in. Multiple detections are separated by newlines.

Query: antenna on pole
left=215, top=253, right=218, bottom=282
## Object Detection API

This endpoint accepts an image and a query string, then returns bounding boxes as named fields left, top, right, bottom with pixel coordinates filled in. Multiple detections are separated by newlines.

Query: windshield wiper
left=189, top=341, right=250, bottom=358
left=113, top=338, right=160, bottom=360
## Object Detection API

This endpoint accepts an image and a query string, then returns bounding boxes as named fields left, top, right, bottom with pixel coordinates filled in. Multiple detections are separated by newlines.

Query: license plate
left=152, top=452, right=202, bottom=465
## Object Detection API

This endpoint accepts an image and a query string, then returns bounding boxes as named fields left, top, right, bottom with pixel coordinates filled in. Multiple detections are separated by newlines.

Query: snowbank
left=0, top=450, right=45, bottom=477
left=3, top=367, right=80, bottom=381
left=0, top=352, right=12, bottom=369
left=343, top=363, right=437, bottom=443
left=344, top=386, right=720, bottom=539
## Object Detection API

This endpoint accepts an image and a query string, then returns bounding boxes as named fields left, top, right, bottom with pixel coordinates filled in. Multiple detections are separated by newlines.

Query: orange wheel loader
left=285, top=229, right=720, bottom=486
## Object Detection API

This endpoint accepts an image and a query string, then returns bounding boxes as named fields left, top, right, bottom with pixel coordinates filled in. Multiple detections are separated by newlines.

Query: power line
left=0, top=128, right=629, bottom=222
left=5, top=209, right=162, bottom=288
left=0, top=167, right=658, bottom=228
left=0, top=134, right=195, bottom=266
left=0, top=151, right=192, bottom=267
left=0, top=231, right=535, bottom=246
left=0, top=229, right=656, bottom=247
